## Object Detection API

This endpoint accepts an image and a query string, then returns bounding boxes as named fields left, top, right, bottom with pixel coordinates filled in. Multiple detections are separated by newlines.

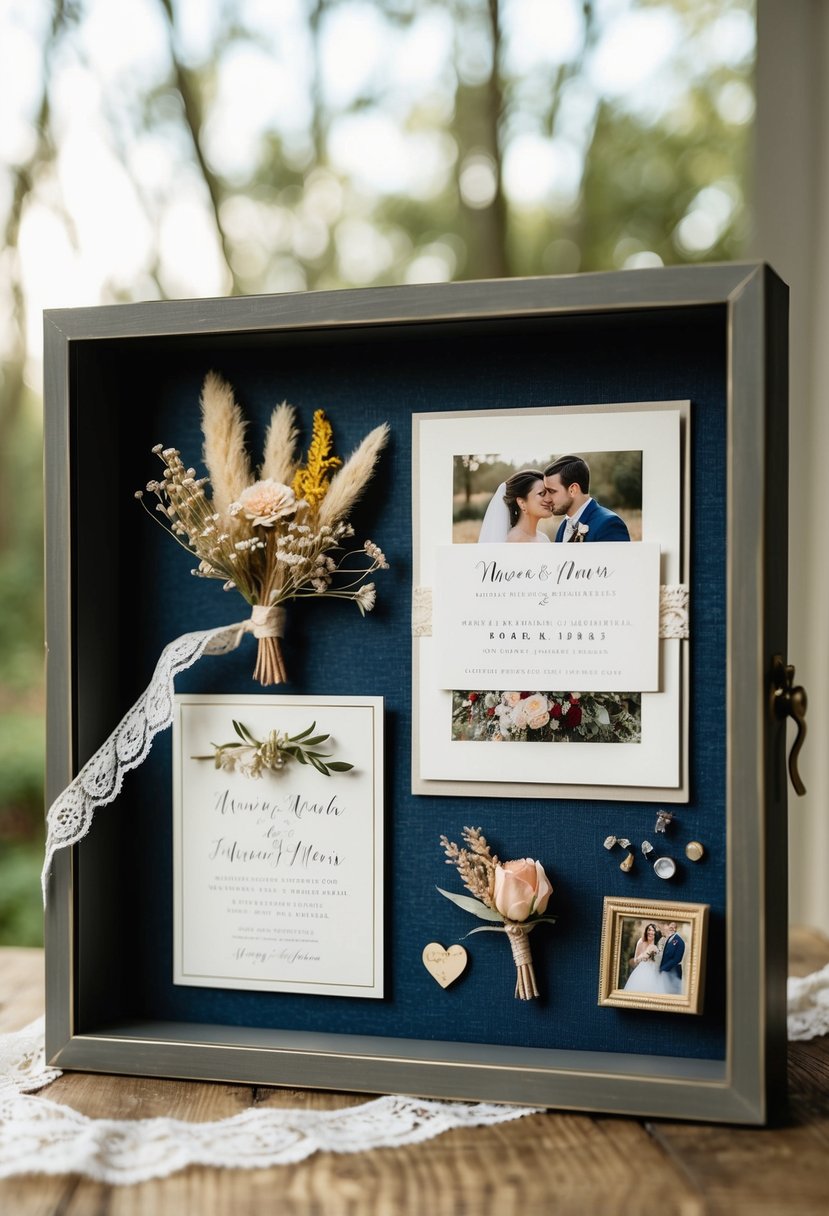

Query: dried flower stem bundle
left=136, top=374, right=389, bottom=685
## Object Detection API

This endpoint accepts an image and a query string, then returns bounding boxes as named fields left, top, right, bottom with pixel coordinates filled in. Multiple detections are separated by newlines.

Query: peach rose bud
left=493, top=859, right=553, bottom=922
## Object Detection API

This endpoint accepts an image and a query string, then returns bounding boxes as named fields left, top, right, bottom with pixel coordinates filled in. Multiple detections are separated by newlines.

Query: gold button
left=685, top=841, right=705, bottom=862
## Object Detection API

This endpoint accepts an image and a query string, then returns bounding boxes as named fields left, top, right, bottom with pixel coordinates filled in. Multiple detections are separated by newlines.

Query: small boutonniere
left=575, top=522, right=589, bottom=541
left=193, top=720, right=353, bottom=777
left=438, top=827, right=556, bottom=1000
left=136, top=373, right=390, bottom=685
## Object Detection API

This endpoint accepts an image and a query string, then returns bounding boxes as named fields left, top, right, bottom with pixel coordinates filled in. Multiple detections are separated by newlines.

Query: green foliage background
left=0, top=0, right=754, bottom=944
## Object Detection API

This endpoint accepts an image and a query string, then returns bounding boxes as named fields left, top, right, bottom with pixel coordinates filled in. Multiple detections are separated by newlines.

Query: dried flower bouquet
left=136, top=372, right=389, bottom=685
left=439, top=827, right=556, bottom=1000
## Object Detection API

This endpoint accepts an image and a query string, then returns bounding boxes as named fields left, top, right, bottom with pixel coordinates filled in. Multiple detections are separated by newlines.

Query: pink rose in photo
left=493, top=859, right=553, bottom=922
left=502, top=691, right=522, bottom=707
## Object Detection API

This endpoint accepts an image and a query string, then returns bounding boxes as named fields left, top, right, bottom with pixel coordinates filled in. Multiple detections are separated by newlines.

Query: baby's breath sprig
left=193, top=719, right=353, bottom=778
left=136, top=374, right=389, bottom=685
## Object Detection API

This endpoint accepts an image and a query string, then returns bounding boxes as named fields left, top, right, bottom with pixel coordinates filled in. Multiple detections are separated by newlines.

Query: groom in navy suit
left=544, top=455, right=630, bottom=543
left=659, top=921, right=685, bottom=982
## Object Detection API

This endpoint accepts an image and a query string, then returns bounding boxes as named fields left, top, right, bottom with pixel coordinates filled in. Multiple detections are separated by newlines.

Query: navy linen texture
left=72, top=305, right=727, bottom=1063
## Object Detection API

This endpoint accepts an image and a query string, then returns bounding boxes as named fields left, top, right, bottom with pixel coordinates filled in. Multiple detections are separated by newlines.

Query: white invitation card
left=433, top=541, right=661, bottom=692
left=173, top=694, right=384, bottom=999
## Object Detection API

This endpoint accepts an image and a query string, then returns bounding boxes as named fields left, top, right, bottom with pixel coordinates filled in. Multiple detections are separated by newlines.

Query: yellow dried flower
left=292, top=410, right=342, bottom=510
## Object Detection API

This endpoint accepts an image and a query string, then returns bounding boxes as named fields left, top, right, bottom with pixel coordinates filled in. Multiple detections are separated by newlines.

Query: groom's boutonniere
left=575, top=522, right=589, bottom=542
left=438, top=827, right=556, bottom=1000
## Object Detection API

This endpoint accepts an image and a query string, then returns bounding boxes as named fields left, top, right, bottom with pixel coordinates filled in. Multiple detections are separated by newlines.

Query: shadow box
left=44, top=263, right=790, bottom=1124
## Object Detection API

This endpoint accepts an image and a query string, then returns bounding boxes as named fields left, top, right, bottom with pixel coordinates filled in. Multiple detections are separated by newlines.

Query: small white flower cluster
left=363, top=540, right=389, bottom=569
left=138, top=449, right=389, bottom=621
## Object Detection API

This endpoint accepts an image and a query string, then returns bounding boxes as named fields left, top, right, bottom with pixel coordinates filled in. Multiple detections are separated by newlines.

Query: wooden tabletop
left=2, top=929, right=829, bottom=1215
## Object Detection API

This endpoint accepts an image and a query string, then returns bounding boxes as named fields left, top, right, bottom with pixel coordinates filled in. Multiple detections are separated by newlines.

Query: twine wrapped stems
left=505, top=922, right=540, bottom=1001
left=249, top=605, right=287, bottom=685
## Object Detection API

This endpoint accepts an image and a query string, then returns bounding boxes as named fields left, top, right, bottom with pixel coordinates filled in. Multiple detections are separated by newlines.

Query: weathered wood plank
left=0, top=947, right=44, bottom=1031
left=42, top=1072, right=253, bottom=1122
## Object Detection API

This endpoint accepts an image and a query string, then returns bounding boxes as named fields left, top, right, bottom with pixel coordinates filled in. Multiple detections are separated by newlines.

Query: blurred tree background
left=0, top=0, right=754, bottom=944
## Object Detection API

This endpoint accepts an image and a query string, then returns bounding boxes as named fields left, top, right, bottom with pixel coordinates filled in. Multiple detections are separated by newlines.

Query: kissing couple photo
left=453, top=451, right=642, bottom=545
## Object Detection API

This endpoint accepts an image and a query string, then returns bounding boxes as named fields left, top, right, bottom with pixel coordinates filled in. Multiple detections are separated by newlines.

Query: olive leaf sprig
left=193, top=720, right=353, bottom=778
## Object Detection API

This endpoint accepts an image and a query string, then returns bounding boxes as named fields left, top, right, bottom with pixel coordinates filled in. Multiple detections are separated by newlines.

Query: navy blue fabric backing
left=74, top=306, right=726, bottom=1060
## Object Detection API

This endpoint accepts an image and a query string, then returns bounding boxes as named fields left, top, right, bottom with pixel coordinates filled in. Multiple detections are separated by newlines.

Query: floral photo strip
left=452, top=690, right=642, bottom=744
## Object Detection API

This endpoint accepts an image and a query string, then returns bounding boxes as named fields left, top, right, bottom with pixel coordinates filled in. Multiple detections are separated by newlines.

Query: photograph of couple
left=619, top=918, right=688, bottom=997
left=599, top=898, right=707, bottom=1013
left=453, top=450, right=642, bottom=546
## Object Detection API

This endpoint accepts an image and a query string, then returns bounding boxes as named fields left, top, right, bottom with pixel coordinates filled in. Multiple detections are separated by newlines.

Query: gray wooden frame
left=43, top=263, right=788, bottom=1123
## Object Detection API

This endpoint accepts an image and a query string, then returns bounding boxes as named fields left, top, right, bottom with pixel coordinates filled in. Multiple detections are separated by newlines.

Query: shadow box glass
left=44, top=263, right=789, bottom=1124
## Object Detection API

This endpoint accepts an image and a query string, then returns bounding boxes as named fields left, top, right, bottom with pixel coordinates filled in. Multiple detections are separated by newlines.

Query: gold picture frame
left=598, top=897, right=709, bottom=1015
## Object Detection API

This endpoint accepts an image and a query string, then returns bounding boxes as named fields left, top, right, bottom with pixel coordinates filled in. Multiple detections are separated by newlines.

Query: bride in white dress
left=623, top=923, right=676, bottom=996
left=478, top=470, right=552, bottom=544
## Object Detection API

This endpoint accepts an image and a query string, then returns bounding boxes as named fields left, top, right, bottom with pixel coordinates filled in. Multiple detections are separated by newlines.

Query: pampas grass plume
left=200, top=372, right=253, bottom=513
left=261, top=401, right=299, bottom=485
left=318, top=422, right=390, bottom=525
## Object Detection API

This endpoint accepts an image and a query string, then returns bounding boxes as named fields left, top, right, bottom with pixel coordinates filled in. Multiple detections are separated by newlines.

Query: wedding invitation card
left=432, top=541, right=661, bottom=692
left=173, top=694, right=384, bottom=998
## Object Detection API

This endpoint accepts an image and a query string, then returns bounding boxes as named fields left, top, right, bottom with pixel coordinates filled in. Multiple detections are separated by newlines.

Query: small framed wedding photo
left=598, top=897, right=709, bottom=1015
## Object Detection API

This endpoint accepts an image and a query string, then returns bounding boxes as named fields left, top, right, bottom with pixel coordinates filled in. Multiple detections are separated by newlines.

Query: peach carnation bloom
left=236, top=480, right=297, bottom=526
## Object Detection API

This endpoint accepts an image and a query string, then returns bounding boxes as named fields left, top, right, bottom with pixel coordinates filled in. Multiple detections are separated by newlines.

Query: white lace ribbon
left=41, top=619, right=252, bottom=901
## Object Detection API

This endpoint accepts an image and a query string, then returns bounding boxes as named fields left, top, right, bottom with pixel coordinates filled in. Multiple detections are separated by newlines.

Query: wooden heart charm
left=422, top=942, right=468, bottom=989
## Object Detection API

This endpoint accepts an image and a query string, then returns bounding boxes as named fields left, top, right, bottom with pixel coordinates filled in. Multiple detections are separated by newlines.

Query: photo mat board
left=43, top=264, right=788, bottom=1123
left=173, top=694, right=384, bottom=1000
left=413, top=401, right=690, bottom=799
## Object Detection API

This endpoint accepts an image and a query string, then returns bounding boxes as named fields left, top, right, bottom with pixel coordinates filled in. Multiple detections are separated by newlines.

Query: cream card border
left=173, top=693, right=384, bottom=998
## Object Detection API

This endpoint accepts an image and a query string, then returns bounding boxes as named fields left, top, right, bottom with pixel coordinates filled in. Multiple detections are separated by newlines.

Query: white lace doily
left=0, top=1018, right=536, bottom=1183
left=787, top=962, right=829, bottom=1041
